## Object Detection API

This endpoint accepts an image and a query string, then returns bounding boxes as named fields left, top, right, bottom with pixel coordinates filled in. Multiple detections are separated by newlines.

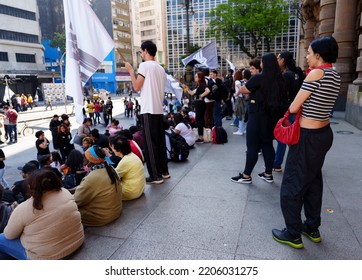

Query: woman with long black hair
left=231, top=53, right=287, bottom=184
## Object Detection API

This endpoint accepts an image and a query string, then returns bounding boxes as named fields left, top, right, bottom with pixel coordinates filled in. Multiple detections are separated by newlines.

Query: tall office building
left=166, top=0, right=300, bottom=79
left=130, top=0, right=167, bottom=67
left=0, top=0, right=45, bottom=74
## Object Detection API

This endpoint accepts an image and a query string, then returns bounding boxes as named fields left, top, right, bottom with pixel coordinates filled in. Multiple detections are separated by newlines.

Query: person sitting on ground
left=91, top=128, right=109, bottom=149
left=0, top=184, right=17, bottom=233
left=115, top=129, right=144, bottom=164
left=0, top=169, right=84, bottom=259
left=60, top=150, right=88, bottom=190
left=77, top=117, right=92, bottom=143
left=107, top=118, right=123, bottom=136
left=173, top=113, right=197, bottom=148
left=81, top=136, right=95, bottom=152
left=129, top=125, right=144, bottom=151
left=73, top=145, right=122, bottom=227
left=50, top=151, right=64, bottom=173
left=108, top=135, right=145, bottom=200
left=1, top=162, right=38, bottom=204
left=39, top=154, right=63, bottom=179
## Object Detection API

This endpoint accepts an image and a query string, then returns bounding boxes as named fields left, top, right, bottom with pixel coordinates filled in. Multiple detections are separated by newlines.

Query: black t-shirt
left=0, top=149, right=5, bottom=169
left=194, top=84, right=206, bottom=100
left=283, top=70, right=300, bottom=104
left=245, top=74, right=263, bottom=111
left=36, top=139, right=50, bottom=155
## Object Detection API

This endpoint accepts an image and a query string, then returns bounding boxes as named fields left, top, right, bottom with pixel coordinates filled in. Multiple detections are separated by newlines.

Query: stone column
left=333, top=0, right=358, bottom=110
left=300, top=0, right=321, bottom=70
left=353, top=12, right=362, bottom=84
left=319, top=0, right=336, bottom=36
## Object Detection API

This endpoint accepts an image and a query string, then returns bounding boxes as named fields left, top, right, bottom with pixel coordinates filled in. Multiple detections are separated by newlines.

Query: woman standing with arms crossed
left=182, top=71, right=208, bottom=143
left=231, top=53, right=287, bottom=184
left=272, top=36, right=341, bottom=249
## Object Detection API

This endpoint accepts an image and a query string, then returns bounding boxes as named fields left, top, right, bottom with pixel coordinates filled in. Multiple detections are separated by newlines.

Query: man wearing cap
left=1, top=162, right=38, bottom=204
left=49, top=114, right=61, bottom=150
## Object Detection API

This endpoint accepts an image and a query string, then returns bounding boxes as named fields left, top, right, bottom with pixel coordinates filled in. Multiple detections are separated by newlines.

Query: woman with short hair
left=272, top=36, right=341, bottom=249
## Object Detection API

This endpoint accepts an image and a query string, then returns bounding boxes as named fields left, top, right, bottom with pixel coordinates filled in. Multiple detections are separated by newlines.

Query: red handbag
left=273, top=108, right=302, bottom=145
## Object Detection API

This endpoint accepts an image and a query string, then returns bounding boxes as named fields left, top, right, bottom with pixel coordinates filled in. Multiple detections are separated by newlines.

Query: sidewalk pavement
left=65, top=110, right=362, bottom=260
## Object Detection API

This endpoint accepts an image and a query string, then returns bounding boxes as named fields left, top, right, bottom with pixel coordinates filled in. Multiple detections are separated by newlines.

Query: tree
left=50, top=32, right=66, bottom=52
left=208, top=0, right=290, bottom=58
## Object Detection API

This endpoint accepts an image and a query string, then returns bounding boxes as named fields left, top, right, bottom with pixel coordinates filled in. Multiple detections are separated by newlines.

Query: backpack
left=165, top=131, right=189, bottom=162
left=212, top=126, right=228, bottom=144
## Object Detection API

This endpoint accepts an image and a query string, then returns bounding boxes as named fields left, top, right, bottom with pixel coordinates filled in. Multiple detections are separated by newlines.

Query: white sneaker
left=233, top=131, right=244, bottom=135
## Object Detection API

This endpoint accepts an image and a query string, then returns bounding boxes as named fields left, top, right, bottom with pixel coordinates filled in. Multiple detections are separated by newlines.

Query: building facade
left=299, top=0, right=362, bottom=128
left=166, top=0, right=300, bottom=79
left=130, top=0, right=167, bottom=67
left=0, top=0, right=45, bottom=74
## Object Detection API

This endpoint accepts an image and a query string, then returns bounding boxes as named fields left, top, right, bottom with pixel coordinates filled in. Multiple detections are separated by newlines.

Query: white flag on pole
left=165, top=73, right=183, bottom=102
left=3, top=85, right=15, bottom=102
left=226, top=59, right=236, bottom=74
left=64, top=0, right=114, bottom=123
left=181, top=41, right=218, bottom=69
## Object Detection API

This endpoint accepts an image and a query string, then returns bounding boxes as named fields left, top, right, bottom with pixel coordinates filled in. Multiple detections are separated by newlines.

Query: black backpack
left=165, top=131, right=190, bottom=162
left=212, top=126, right=228, bottom=144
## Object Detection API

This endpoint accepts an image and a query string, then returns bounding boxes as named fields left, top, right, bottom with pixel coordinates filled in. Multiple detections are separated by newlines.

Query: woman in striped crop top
left=273, top=36, right=341, bottom=249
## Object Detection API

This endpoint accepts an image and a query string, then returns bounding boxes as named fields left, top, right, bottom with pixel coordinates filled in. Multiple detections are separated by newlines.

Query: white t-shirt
left=175, top=122, right=196, bottom=146
left=138, top=61, right=166, bottom=114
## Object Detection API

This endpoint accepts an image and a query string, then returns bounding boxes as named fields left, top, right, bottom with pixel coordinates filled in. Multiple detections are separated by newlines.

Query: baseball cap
left=17, top=162, right=38, bottom=173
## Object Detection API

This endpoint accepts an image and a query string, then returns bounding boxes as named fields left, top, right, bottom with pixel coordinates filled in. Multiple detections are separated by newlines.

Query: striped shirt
left=301, top=68, right=341, bottom=121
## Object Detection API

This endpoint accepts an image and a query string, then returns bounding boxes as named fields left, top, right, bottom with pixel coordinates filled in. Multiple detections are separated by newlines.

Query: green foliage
left=50, top=32, right=66, bottom=52
left=208, top=0, right=290, bottom=58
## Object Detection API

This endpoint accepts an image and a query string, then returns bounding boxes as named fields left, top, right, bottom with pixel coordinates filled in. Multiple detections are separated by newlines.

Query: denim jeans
left=237, top=116, right=247, bottom=133
left=274, top=141, right=286, bottom=167
left=0, top=233, right=27, bottom=260
left=0, top=167, right=9, bottom=188
left=7, top=124, right=17, bottom=142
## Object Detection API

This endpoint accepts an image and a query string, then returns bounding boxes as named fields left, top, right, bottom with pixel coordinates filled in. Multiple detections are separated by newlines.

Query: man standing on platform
left=124, top=40, right=169, bottom=184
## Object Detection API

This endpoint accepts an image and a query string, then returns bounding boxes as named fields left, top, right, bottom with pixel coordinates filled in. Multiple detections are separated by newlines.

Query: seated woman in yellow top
left=74, top=145, right=122, bottom=226
left=108, top=134, right=145, bottom=200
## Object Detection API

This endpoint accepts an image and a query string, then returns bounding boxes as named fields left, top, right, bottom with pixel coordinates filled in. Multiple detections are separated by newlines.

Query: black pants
left=195, top=100, right=205, bottom=136
left=280, top=125, right=333, bottom=236
left=141, top=113, right=168, bottom=178
left=243, top=111, right=275, bottom=175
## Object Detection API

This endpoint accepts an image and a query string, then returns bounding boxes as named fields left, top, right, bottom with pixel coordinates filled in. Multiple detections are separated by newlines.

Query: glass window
left=16, top=53, right=36, bottom=63
left=0, top=52, right=8, bottom=61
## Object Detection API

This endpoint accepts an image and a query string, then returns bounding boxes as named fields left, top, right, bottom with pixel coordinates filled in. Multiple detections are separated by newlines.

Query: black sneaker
left=195, top=138, right=204, bottom=143
left=272, top=228, right=304, bottom=249
left=302, top=225, right=321, bottom=243
left=231, top=173, right=252, bottom=184
left=162, top=172, right=171, bottom=179
left=258, top=172, right=274, bottom=183
left=146, top=177, right=164, bottom=184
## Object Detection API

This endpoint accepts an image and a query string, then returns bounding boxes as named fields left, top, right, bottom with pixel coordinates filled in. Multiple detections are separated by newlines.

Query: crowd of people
left=0, top=36, right=341, bottom=258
